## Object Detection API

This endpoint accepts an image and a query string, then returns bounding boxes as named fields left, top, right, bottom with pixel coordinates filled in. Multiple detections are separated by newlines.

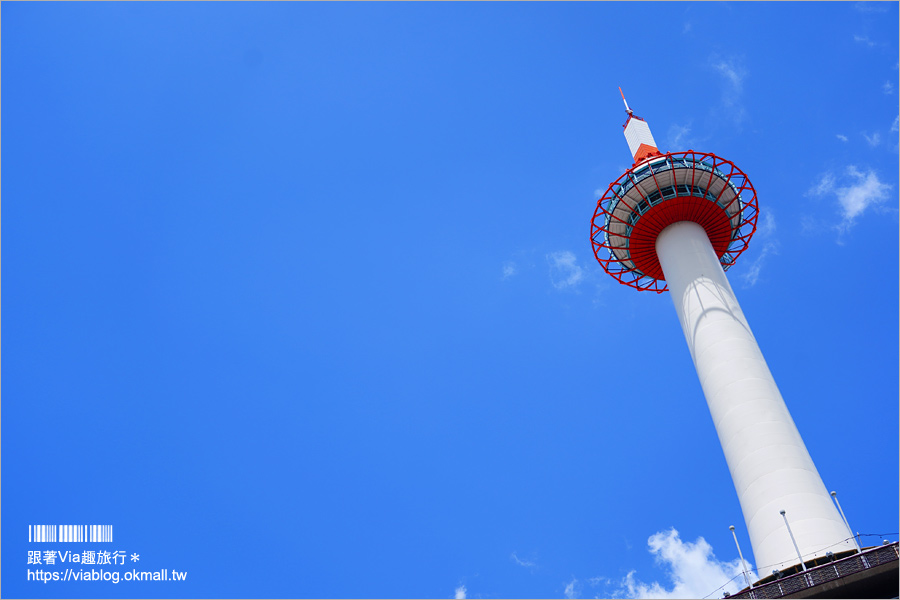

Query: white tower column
left=654, top=220, right=854, bottom=573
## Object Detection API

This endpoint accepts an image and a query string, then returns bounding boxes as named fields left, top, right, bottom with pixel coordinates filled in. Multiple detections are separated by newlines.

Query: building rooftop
left=727, top=542, right=898, bottom=599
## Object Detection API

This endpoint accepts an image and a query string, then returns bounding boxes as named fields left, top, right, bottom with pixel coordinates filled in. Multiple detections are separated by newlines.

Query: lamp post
left=831, top=491, right=862, bottom=553
left=730, top=525, right=753, bottom=589
left=780, top=510, right=807, bottom=571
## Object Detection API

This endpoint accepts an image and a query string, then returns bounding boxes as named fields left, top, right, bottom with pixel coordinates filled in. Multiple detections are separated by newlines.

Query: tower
left=591, top=91, right=856, bottom=575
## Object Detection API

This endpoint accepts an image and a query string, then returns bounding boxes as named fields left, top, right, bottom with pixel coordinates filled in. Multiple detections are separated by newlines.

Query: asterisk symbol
left=130, top=553, right=140, bottom=562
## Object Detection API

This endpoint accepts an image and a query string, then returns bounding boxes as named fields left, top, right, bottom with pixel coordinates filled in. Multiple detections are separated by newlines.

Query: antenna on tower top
left=619, top=87, right=633, bottom=115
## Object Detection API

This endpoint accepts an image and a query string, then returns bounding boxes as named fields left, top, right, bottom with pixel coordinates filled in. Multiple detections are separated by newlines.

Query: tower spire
left=619, top=86, right=633, bottom=115
left=619, top=90, right=661, bottom=165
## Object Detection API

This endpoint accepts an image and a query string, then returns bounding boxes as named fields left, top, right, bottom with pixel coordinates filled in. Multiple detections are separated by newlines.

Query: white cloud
left=511, top=552, right=536, bottom=568
left=800, top=214, right=824, bottom=236
left=668, top=123, right=693, bottom=149
left=835, top=166, right=892, bottom=223
left=883, top=81, right=894, bottom=95
left=758, top=210, right=777, bottom=237
left=808, top=172, right=837, bottom=197
left=854, top=1, right=889, bottom=11
left=836, top=134, right=849, bottom=142
left=853, top=34, right=876, bottom=47
left=741, top=244, right=775, bottom=287
left=564, top=577, right=580, bottom=599
left=710, top=57, right=747, bottom=126
left=547, top=251, right=584, bottom=290
left=712, top=59, right=743, bottom=93
left=614, top=529, right=749, bottom=599
left=891, top=115, right=899, bottom=133
left=742, top=211, right=779, bottom=287
left=863, top=131, right=881, bottom=147
left=502, top=261, right=518, bottom=280
left=454, top=584, right=467, bottom=599
left=810, top=167, right=893, bottom=235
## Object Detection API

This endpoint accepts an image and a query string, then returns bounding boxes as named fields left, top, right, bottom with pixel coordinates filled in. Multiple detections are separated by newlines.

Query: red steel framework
left=591, top=150, right=759, bottom=293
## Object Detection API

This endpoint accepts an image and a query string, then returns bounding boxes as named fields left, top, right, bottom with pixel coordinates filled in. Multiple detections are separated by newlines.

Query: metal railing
left=729, top=542, right=899, bottom=599
left=610, top=155, right=726, bottom=201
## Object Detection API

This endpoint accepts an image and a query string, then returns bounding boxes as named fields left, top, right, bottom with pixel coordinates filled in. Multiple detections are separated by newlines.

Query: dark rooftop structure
left=727, top=541, right=898, bottom=599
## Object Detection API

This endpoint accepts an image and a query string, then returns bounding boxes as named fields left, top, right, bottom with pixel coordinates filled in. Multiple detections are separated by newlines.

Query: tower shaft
left=655, top=221, right=854, bottom=572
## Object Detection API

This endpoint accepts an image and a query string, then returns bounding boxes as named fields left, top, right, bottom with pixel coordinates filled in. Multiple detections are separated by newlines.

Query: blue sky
left=2, top=2, right=897, bottom=599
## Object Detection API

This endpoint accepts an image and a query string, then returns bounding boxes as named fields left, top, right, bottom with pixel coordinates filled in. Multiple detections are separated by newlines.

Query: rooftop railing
left=727, top=542, right=899, bottom=599
left=609, top=154, right=731, bottom=203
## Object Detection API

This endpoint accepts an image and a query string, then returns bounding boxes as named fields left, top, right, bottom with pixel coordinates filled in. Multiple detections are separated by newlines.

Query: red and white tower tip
left=592, top=93, right=856, bottom=575
left=619, top=87, right=663, bottom=164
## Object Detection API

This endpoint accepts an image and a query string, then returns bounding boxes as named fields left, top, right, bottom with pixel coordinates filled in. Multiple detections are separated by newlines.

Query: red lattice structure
left=591, top=150, right=759, bottom=293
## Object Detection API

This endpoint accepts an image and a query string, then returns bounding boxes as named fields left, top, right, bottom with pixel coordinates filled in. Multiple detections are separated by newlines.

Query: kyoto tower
left=590, top=91, right=856, bottom=575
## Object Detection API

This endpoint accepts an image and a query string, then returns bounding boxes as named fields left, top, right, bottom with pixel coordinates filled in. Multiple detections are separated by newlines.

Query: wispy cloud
left=808, top=166, right=893, bottom=236
left=547, top=251, right=584, bottom=290
left=883, top=81, right=894, bottom=95
left=613, top=529, right=749, bottom=599
left=758, top=210, right=777, bottom=237
left=863, top=131, right=881, bottom=147
left=667, top=123, right=694, bottom=150
left=891, top=115, right=899, bottom=133
left=564, top=577, right=580, bottom=599
left=808, top=172, right=836, bottom=197
left=741, top=211, right=779, bottom=287
left=682, top=22, right=692, bottom=34
left=710, top=56, right=747, bottom=126
left=853, top=34, right=876, bottom=47
left=835, top=167, right=892, bottom=223
left=511, top=552, right=536, bottom=569
left=454, top=584, right=467, bottom=599
left=502, top=261, right=518, bottom=280
left=800, top=214, right=823, bottom=237
left=836, top=134, right=849, bottom=142
left=714, top=63, right=742, bottom=91
left=854, top=1, right=889, bottom=12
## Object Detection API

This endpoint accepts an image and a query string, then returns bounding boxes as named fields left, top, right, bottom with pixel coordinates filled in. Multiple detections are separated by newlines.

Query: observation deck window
left=651, top=160, right=671, bottom=174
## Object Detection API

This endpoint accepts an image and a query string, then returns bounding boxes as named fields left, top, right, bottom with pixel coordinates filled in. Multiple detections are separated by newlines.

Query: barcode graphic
left=91, top=525, right=113, bottom=542
left=29, top=525, right=113, bottom=543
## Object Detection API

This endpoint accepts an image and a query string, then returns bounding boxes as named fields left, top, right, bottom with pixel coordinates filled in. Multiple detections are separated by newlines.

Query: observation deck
left=591, top=150, right=758, bottom=292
